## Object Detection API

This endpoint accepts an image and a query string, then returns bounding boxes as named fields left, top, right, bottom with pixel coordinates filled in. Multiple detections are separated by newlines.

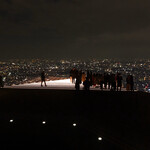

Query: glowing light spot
left=42, top=121, right=46, bottom=124
left=73, top=123, right=77, bottom=127
left=98, top=137, right=102, bottom=141
left=10, top=119, right=13, bottom=123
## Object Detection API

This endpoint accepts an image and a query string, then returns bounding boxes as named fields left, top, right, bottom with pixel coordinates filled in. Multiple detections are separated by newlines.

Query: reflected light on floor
left=48, top=79, right=71, bottom=83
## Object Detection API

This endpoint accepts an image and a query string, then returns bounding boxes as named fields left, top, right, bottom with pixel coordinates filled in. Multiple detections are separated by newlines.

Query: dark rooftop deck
left=0, top=89, right=150, bottom=150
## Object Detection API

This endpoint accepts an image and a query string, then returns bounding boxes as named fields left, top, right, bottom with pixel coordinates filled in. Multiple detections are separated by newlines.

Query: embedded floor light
left=73, top=123, right=77, bottom=127
left=42, top=121, right=46, bottom=124
left=10, top=119, right=13, bottom=123
left=98, top=137, right=102, bottom=141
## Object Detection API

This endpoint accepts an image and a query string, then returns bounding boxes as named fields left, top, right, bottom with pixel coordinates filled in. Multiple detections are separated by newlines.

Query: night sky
left=0, top=0, right=150, bottom=60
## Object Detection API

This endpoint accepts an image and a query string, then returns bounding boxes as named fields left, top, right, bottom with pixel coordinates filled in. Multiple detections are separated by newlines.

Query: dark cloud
left=0, top=10, right=9, bottom=18
left=5, top=0, right=12, bottom=4
left=12, top=10, right=33, bottom=23
left=0, top=0, right=150, bottom=59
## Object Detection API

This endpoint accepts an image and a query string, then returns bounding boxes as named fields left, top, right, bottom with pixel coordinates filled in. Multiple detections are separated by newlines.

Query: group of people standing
left=0, top=69, right=134, bottom=91
left=70, top=68, right=134, bottom=91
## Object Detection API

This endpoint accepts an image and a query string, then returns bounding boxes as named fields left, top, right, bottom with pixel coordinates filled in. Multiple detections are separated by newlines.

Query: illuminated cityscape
left=0, top=58, right=150, bottom=91
left=1, top=0, right=150, bottom=149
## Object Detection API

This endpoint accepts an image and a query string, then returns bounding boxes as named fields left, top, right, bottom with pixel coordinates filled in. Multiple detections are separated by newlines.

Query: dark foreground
left=0, top=89, right=150, bottom=150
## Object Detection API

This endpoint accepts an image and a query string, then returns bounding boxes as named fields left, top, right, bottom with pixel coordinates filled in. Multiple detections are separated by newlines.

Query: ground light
left=98, top=137, right=102, bottom=141
left=73, top=123, right=77, bottom=127
left=9, top=119, right=13, bottom=123
left=42, top=121, right=46, bottom=124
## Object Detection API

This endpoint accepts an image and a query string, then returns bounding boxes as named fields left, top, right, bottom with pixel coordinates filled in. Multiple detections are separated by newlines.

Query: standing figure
left=99, top=74, right=104, bottom=90
left=0, top=75, right=4, bottom=88
left=116, top=73, right=123, bottom=91
left=126, top=75, right=131, bottom=91
left=104, top=73, right=107, bottom=89
left=75, top=75, right=81, bottom=90
left=130, top=75, right=134, bottom=91
left=111, top=74, right=116, bottom=91
left=70, top=69, right=73, bottom=83
left=83, top=77, right=90, bottom=90
left=41, top=71, right=47, bottom=87
left=72, top=68, right=77, bottom=84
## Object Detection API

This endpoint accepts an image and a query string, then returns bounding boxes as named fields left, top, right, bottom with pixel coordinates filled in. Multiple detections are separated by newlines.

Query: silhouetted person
left=70, top=69, right=73, bottom=83
left=75, top=75, right=81, bottom=90
left=104, top=73, right=107, bottom=89
left=111, top=74, right=116, bottom=91
left=130, top=75, right=134, bottom=91
left=92, top=73, right=96, bottom=87
left=107, top=73, right=111, bottom=89
left=99, top=74, right=104, bottom=90
left=83, top=77, right=90, bottom=90
left=126, top=75, right=131, bottom=91
left=87, top=70, right=90, bottom=80
left=72, top=68, right=77, bottom=84
left=88, top=71, right=93, bottom=86
left=116, top=73, right=122, bottom=91
left=0, top=75, right=4, bottom=88
left=41, top=71, right=47, bottom=87
left=79, top=70, right=82, bottom=82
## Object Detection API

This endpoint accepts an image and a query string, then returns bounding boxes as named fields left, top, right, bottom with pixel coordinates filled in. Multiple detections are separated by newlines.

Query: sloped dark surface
left=0, top=89, right=149, bottom=150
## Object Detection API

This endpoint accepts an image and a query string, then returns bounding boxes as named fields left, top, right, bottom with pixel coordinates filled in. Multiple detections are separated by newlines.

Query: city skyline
left=1, top=0, right=150, bottom=59
left=0, top=58, right=150, bottom=92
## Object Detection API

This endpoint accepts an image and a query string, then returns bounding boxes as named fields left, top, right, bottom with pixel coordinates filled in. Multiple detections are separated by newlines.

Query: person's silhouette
left=116, top=73, right=122, bottom=91
left=130, top=75, right=134, bottom=91
left=83, top=77, right=90, bottom=90
left=75, top=75, right=81, bottom=90
left=41, top=71, right=47, bottom=87
left=0, top=75, right=4, bottom=88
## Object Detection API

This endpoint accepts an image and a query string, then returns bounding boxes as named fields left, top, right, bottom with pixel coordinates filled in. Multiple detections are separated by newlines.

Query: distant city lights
left=0, top=58, right=149, bottom=91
